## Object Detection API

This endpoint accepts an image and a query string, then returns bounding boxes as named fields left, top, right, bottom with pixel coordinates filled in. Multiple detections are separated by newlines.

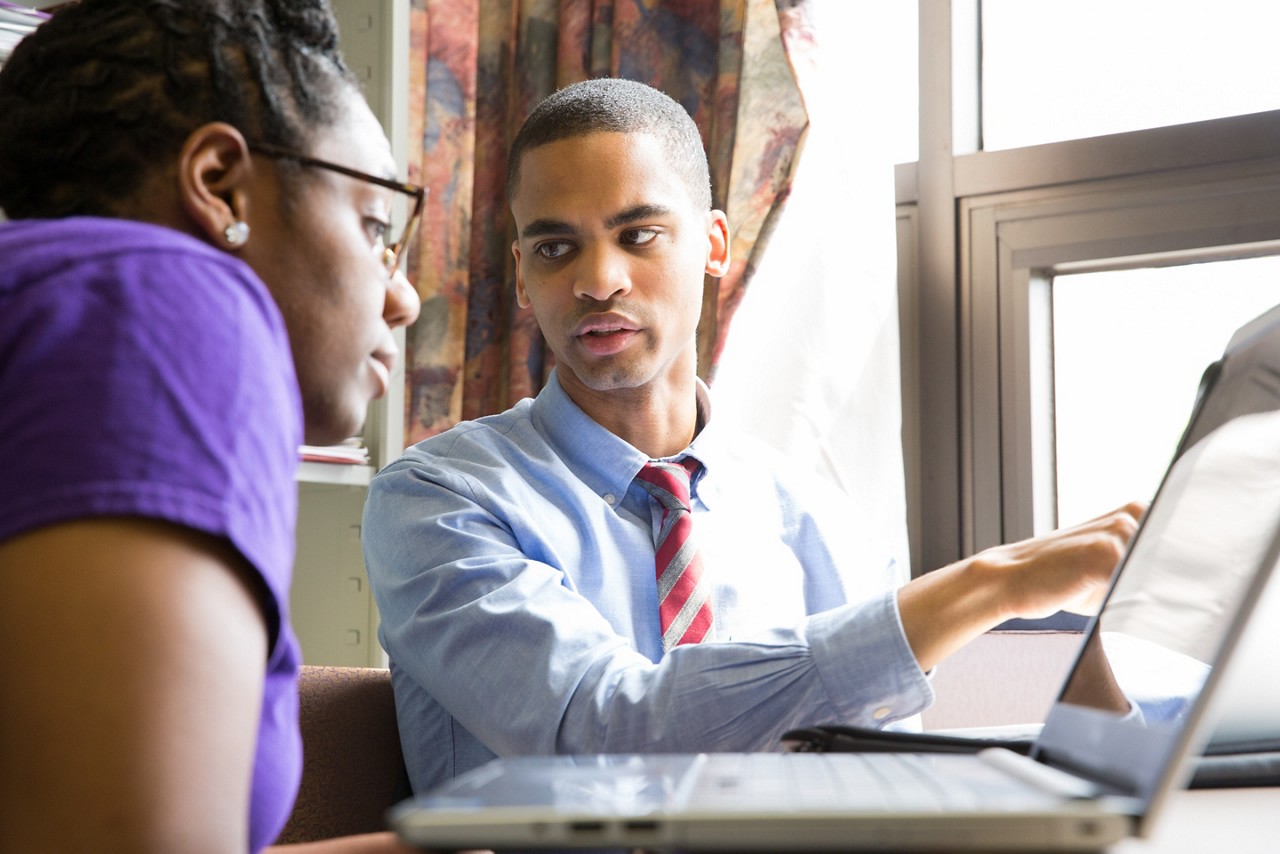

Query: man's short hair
left=506, top=77, right=713, bottom=211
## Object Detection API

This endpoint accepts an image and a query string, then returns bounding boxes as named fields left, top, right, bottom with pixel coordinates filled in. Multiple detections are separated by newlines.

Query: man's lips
left=572, top=314, right=641, bottom=356
left=572, top=313, right=641, bottom=337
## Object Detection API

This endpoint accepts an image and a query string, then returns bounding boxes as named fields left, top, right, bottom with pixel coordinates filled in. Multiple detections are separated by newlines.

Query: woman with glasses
left=0, top=1, right=433, bottom=851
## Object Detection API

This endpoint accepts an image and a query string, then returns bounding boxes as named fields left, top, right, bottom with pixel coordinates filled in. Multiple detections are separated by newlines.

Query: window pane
left=1052, top=257, right=1280, bottom=529
left=983, top=0, right=1280, bottom=151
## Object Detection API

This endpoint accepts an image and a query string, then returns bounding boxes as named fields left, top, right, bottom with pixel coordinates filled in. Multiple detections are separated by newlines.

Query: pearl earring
left=223, top=220, right=250, bottom=247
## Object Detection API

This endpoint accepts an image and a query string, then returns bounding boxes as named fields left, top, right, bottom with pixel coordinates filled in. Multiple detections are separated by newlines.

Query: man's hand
left=969, top=501, right=1146, bottom=620
left=898, top=501, right=1145, bottom=672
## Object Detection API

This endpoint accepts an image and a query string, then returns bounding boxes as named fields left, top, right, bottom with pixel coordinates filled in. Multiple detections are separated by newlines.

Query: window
left=1053, top=259, right=1280, bottom=528
left=956, top=162, right=1280, bottom=554
left=982, top=0, right=1280, bottom=151
left=901, top=3, right=1280, bottom=572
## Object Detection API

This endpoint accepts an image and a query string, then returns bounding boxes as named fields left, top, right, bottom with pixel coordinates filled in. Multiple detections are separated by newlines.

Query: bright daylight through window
left=1053, top=258, right=1280, bottom=529
left=982, top=0, right=1280, bottom=151
left=979, top=1, right=1280, bottom=532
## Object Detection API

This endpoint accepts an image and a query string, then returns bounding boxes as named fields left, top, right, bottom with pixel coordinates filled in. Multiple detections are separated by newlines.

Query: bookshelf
left=296, top=460, right=373, bottom=487
left=291, top=0, right=410, bottom=667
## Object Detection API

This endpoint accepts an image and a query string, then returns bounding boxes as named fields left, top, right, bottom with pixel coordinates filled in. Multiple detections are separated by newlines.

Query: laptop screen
left=1037, top=312, right=1280, bottom=807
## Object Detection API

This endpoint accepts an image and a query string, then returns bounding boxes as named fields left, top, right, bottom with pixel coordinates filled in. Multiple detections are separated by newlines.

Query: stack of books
left=298, top=438, right=369, bottom=466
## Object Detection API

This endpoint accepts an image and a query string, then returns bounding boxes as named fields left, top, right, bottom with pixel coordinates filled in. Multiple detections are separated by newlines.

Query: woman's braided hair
left=0, top=0, right=356, bottom=219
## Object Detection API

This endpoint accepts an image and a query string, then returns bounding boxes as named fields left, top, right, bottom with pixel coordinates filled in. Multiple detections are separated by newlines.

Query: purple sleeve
left=1, top=233, right=301, bottom=619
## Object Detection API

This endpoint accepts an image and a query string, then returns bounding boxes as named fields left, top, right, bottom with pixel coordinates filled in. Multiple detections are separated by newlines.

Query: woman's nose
left=384, top=269, right=422, bottom=328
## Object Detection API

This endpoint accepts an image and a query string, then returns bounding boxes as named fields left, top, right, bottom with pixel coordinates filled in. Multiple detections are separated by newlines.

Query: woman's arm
left=0, top=517, right=268, bottom=853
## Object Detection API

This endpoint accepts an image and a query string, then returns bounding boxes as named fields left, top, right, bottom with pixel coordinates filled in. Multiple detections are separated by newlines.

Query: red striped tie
left=635, top=458, right=712, bottom=651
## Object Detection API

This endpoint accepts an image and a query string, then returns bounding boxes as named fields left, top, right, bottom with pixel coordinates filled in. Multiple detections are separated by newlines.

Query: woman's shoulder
left=5, top=216, right=286, bottom=354
left=2, top=216, right=231, bottom=264
left=3, top=217, right=267, bottom=302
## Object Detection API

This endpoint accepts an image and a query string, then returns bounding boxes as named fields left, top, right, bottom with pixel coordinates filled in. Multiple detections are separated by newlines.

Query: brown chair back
left=275, top=665, right=412, bottom=844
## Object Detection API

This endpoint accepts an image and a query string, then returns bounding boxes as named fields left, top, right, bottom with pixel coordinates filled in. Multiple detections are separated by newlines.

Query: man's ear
left=704, top=209, right=731, bottom=278
left=512, top=240, right=531, bottom=308
left=177, top=123, right=255, bottom=249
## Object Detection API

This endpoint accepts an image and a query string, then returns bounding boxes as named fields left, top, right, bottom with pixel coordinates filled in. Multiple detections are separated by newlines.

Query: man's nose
left=574, top=245, right=631, bottom=302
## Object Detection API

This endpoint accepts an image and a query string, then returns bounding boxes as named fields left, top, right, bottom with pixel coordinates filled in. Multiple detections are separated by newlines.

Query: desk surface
left=1112, top=786, right=1280, bottom=852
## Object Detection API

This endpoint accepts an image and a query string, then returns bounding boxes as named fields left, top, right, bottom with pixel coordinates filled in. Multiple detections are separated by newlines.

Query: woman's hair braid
left=0, top=0, right=356, bottom=218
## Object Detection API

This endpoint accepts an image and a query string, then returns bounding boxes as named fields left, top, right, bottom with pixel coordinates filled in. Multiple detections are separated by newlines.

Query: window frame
left=899, top=0, right=1280, bottom=574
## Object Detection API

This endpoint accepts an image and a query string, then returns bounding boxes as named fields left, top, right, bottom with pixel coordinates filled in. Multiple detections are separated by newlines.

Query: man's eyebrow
left=520, top=218, right=576, bottom=239
left=519, top=204, right=673, bottom=239
left=604, top=203, right=672, bottom=230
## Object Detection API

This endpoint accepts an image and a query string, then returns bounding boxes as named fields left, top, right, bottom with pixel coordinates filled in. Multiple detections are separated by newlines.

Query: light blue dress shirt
left=363, top=371, right=932, bottom=792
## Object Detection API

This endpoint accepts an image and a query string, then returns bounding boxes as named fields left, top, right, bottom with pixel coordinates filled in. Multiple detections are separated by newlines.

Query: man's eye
left=621, top=227, right=658, bottom=246
left=535, top=240, right=573, bottom=259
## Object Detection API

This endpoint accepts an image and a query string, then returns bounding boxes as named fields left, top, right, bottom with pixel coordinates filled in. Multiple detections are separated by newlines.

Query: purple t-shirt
left=0, top=217, right=304, bottom=851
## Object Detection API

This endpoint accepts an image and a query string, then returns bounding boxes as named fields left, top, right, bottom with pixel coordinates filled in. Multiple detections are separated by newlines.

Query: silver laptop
left=389, top=305, right=1280, bottom=852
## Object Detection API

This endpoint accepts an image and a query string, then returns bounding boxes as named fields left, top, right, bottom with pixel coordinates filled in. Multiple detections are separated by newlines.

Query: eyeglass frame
left=247, top=141, right=426, bottom=279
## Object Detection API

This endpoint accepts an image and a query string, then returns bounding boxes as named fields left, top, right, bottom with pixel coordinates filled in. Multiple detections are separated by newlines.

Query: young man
left=362, top=78, right=1141, bottom=792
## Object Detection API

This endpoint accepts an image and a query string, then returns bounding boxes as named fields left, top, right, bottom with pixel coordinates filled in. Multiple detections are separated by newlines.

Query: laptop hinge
left=978, top=747, right=1102, bottom=800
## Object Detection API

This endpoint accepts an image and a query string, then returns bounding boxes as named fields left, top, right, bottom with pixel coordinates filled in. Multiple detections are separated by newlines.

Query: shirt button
left=872, top=706, right=892, bottom=721
left=603, top=493, right=616, bottom=505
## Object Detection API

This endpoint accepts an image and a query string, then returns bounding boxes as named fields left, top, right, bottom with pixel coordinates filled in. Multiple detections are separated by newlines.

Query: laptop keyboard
left=690, top=752, right=1043, bottom=812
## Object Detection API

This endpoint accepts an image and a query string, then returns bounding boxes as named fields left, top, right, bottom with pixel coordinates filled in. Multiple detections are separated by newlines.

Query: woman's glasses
left=249, top=142, right=426, bottom=279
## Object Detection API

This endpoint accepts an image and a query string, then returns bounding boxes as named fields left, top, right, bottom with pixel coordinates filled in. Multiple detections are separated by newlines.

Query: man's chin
left=568, top=375, right=649, bottom=399
left=559, top=357, right=653, bottom=392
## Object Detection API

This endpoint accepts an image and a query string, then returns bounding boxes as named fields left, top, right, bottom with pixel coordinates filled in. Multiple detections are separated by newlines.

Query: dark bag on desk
left=783, top=724, right=1035, bottom=756
left=1194, top=738, right=1280, bottom=788
left=782, top=724, right=1280, bottom=789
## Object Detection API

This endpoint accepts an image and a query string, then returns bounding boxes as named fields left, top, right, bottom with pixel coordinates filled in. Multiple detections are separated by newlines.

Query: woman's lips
left=368, top=351, right=394, bottom=398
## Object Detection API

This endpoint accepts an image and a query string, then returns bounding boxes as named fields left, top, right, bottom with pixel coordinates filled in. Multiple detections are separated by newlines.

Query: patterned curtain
left=401, top=0, right=812, bottom=444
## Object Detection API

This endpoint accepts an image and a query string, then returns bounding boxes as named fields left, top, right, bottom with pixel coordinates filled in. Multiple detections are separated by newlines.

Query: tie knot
left=635, top=458, right=698, bottom=511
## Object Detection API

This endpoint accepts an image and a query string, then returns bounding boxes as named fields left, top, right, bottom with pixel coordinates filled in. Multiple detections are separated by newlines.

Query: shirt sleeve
left=0, top=244, right=300, bottom=641
left=363, top=455, right=934, bottom=770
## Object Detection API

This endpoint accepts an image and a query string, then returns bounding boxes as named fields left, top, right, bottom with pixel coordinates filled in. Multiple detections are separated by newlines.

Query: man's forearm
left=896, top=558, right=1011, bottom=673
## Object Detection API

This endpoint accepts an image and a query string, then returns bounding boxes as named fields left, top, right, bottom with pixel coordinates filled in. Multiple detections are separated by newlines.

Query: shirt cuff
left=805, top=590, right=934, bottom=727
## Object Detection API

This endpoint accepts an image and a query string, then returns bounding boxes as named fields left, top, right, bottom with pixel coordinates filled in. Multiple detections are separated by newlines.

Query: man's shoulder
left=395, top=398, right=543, bottom=468
left=368, top=396, right=585, bottom=513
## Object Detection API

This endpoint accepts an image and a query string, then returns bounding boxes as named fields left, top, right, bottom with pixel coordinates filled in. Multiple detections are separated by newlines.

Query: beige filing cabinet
left=291, top=0, right=410, bottom=667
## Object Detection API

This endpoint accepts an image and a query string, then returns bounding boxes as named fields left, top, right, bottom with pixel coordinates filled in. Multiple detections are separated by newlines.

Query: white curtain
left=713, top=2, right=912, bottom=575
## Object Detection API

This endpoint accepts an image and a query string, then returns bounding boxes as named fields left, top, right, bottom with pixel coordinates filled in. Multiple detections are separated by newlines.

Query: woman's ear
left=704, top=209, right=731, bottom=278
left=177, top=123, right=255, bottom=249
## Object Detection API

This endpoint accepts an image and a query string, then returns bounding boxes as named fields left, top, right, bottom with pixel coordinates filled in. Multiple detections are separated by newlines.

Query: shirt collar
left=686, top=378, right=721, bottom=510
left=531, top=370, right=722, bottom=510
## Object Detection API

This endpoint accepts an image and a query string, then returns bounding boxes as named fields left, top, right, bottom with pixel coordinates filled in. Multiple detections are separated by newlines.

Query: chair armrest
left=276, top=666, right=412, bottom=844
